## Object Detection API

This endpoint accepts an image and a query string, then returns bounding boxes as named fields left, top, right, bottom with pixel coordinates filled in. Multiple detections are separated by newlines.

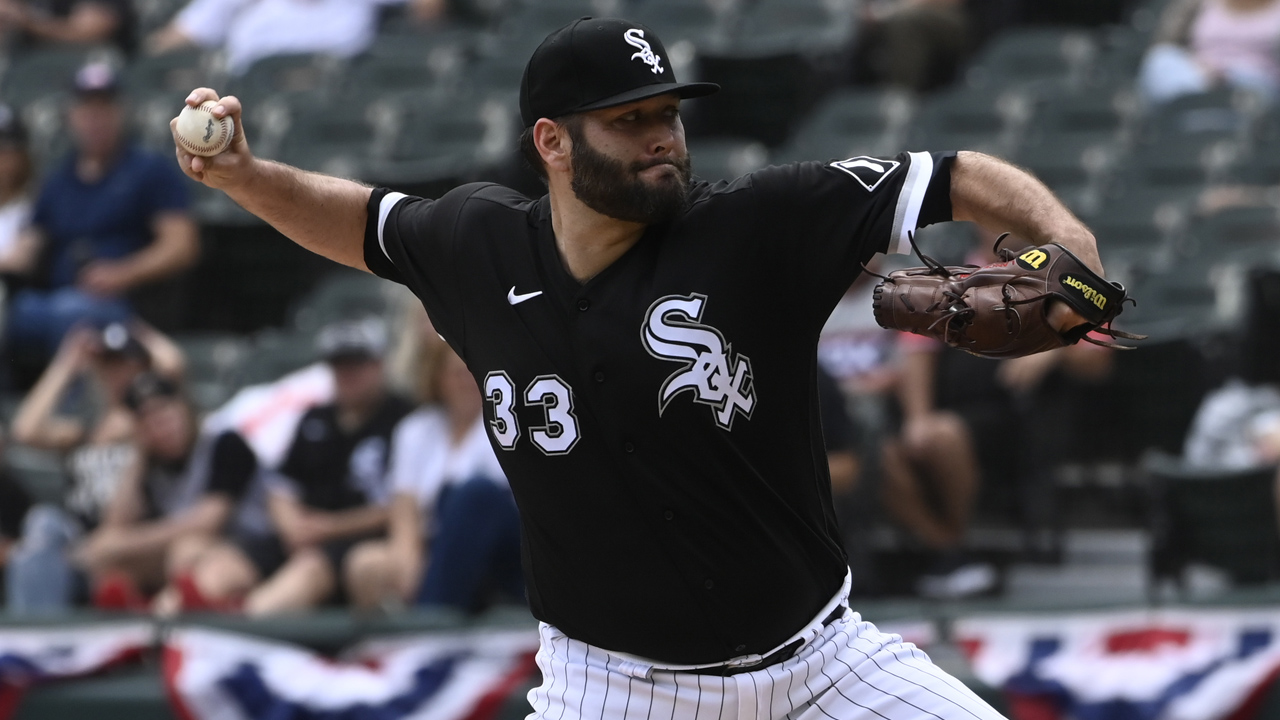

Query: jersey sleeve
left=204, top=430, right=258, bottom=501
left=746, top=151, right=954, bottom=313
left=362, top=187, right=465, bottom=347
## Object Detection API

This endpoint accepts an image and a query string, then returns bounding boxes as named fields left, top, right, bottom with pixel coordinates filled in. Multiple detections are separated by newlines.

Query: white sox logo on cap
left=624, top=28, right=664, bottom=75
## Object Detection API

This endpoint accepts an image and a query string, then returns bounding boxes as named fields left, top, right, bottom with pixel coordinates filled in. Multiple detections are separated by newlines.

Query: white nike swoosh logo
left=507, top=287, right=543, bottom=305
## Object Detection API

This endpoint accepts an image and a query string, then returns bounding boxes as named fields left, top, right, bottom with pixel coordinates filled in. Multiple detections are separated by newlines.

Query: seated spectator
left=819, top=266, right=989, bottom=598
left=144, top=0, right=445, bottom=76
left=5, top=63, right=198, bottom=366
left=0, top=104, right=35, bottom=292
left=929, top=229, right=1114, bottom=563
left=345, top=341, right=521, bottom=613
left=0, top=0, right=136, bottom=54
left=851, top=0, right=971, bottom=92
left=0, top=429, right=34, bottom=597
left=161, top=319, right=412, bottom=615
left=1138, top=0, right=1280, bottom=104
left=5, top=322, right=183, bottom=612
left=886, top=334, right=994, bottom=599
left=75, top=373, right=268, bottom=609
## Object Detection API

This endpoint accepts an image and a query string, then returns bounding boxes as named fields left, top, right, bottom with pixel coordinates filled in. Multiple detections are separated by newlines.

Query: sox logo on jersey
left=642, top=293, right=755, bottom=429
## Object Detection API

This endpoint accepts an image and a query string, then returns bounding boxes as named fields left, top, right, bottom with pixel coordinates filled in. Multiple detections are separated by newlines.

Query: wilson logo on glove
left=869, top=233, right=1145, bottom=359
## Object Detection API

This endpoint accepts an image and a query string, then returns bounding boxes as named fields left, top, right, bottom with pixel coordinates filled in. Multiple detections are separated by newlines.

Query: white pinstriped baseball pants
left=527, top=590, right=1006, bottom=719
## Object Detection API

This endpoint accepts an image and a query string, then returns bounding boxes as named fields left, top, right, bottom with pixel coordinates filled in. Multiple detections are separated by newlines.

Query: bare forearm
left=319, top=505, right=389, bottom=542
left=12, top=358, right=81, bottom=447
left=897, top=350, right=936, bottom=420
left=950, top=151, right=1103, bottom=274
left=230, top=159, right=373, bottom=271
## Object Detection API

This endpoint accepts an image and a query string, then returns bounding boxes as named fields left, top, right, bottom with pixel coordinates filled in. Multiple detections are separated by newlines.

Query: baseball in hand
left=175, top=101, right=233, bottom=157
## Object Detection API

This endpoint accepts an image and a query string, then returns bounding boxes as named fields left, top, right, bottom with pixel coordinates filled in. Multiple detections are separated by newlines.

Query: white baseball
left=175, top=100, right=234, bottom=157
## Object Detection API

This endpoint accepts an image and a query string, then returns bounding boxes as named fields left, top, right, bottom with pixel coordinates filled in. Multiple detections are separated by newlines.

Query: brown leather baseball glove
left=871, top=234, right=1143, bottom=358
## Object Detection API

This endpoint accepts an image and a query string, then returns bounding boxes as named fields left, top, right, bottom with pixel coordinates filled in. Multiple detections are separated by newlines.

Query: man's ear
left=534, top=118, right=572, bottom=175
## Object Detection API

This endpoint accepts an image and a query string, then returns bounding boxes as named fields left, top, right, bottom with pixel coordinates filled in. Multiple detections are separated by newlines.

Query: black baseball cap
left=98, top=322, right=150, bottom=364
left=520, top=17, right=719, bottom=128
left=72, top=61, right=121, bottom=99
left=316, top=318, right=388, bottom=364
left=124, top=372, right=180, bottom=411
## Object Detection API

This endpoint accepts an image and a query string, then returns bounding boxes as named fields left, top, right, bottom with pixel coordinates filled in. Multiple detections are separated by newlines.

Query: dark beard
left=567, top=130, right=692, bottom=224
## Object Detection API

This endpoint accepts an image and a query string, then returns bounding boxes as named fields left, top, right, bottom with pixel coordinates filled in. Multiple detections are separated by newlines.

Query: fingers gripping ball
left=175, top=101, right=233, bottom=157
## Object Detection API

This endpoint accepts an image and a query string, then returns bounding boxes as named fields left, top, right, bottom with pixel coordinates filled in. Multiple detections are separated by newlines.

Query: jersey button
left=594, top=370, right=605, bottom=383
left=624, top=441, right=635, bottom=453
left=664, top=510, right=674, bottom=520
left=577, top=299, right=590, bottom=311
left=704, top=579, right=714, bottom=590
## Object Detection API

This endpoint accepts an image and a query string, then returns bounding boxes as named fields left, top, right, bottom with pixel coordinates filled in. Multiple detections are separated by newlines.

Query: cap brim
left=574, top=81, right=720, bottom=114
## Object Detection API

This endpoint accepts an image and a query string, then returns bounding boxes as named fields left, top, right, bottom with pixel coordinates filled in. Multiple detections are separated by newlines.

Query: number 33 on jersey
left=482, top=292, right=756, bottom=455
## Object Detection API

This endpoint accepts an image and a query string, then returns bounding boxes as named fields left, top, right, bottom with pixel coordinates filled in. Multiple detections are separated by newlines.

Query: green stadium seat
left=630, top=0, right=726, bottom=47
left=232, top=330, right=323, bottom=387
left=290, top=269, right=394, bottom=334
left=734, top=0, right=855, bottom=52
left=907, top=85, right=1030, bottom=157
left=226, top=53, right=345, bottom=107
left=773, top=88, right=915, bottom=164
left=5, top=445, right=67, bottom=505
left=1145, top=451, right=1280, bottom=592
left=965, top=28, right=1098, bottom=89
left=687, top=137, right=768, bottom=183
left=172, top=333, right=252, bottom=411
left=0, top=47, right=117, bottom=110
left=14, top=667, right=174, bottom=720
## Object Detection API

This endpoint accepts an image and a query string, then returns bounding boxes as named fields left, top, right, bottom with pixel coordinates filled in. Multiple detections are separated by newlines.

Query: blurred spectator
left=347, top=341, right=520, bottom=613
left=852, top=0, right=972, bottom=92
left=0, top=105, right=34, bottom=283
left=0, top=0, right=136, bottom=54
left=145, top=0, right=446, bottom=76
left=0, top=430, right=34, bottom=594
left=819, top=267, right=990, bottom=598
left=73, top=373, right=268, bottom=610
left=5, top=322, right=183, bottom=612
left=888, top=335, right=994, bottom=599
left=5, top=63, right=198, bottom=366
left=1138, top=0, right=1280, bottom=104
left=159, top=319, right=411, bottom=615
left=930, top=231, right=1114, bottom=562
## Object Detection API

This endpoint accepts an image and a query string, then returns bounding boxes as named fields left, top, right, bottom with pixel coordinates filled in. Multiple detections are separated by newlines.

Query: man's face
left=137, top=397, right=193, bottom=462
left=68, top=95, right=123, bottom=157
left=566, top=94, right=692, bottom=224
left=330, top=356, right=386, bottom=411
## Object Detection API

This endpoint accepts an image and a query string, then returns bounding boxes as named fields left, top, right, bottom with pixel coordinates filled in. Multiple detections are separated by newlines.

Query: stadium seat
left=0, top=47, right=118, bottom=110
left=275, top=95, right=389, bottom=176
left=290, top=270, right=394, bottom=334
left=172, top=333, right=253, bottom=411
left=964, top=28, right=1097, bottom=89
left=124, top=49, right=218, bottom=99
left=1090, top=182, right=1198, bottom=260
left=233, top=330, right=324, bottom=387
left=691, top=50, right=823, bottom=147
left=687, top=137, right=768, bottom=183
left=1177, top=206, right=1280, bottom=269
left=734, top=0, right=855, bottom=53
left=907, top=85, right=1031, bottom=158
left=5, top=445, right=67, bottom=505
left=629, top=0, right=727, bottom=47
left=772, top=88, right=915, bottom=163
left=370, top=95, right=497, bottom=185
left=1145, top=450, right=1280, bottom=592
left=226, top=53, right=346, bottom=108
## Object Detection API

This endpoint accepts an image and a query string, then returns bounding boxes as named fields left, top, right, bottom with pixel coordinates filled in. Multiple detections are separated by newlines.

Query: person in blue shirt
left=6, top=62, right=199, bottom=361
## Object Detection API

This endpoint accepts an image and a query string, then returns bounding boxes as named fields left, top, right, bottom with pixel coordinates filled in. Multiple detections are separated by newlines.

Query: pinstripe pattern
left=528, top=613, right=1006, bottom=720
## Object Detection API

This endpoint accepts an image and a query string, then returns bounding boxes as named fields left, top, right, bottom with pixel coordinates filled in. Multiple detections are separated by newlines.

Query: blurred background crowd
left=0, top=0, right=1279, bottom=624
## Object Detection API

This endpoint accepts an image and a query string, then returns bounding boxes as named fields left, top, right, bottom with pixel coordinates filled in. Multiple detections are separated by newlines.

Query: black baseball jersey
left=364, top=151, right=955, bottom=664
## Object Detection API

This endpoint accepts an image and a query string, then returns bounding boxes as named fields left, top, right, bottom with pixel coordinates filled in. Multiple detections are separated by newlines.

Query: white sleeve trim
left=887, top=151, right=935, bottom=255
left=376, top=191, right=408, bottom=263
